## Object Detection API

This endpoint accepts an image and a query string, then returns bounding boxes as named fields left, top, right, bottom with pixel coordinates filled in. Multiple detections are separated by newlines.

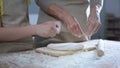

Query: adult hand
left=48, top=4, right=83, bottom=38
left=34, top=21, right=61, bottom=38
left=86, top=5, right=101, bottom=36
left=63, top=15, right=83, bottom=37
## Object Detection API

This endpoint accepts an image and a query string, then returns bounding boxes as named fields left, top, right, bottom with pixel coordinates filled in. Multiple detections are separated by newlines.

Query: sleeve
left=35, top=0, right=55, bottom=12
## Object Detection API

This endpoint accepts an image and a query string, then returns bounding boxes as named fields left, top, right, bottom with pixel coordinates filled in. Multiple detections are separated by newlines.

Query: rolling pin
left=81, top=39, right=105, bottom=57
left=96, top=39, right=104, bottom=57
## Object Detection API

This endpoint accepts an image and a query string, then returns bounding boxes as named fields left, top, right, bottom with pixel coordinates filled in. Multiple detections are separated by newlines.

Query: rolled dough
left=35, top=47, right=76, bottom=57
left=47, top=43, right=84, bottom=51
left=35, top=40, right=104, bottom=57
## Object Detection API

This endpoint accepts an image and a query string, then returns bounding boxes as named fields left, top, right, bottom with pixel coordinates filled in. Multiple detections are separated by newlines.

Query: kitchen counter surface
left=0, top=39, right=120, bottom=68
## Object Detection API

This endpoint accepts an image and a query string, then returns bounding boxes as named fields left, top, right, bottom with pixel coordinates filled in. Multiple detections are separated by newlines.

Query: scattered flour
left=0, top=39, right=120, bottom=68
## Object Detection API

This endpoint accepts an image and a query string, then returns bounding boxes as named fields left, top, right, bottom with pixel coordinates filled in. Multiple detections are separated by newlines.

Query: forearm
left=86, top=0, right=104, bottom=36
left=35, top=0, right=54, bottom=12
left=0, top=25, right=36, bottom=42
left=48, top=4, right=83, bottom=37
left=89, top=0, right=104, bottom=21
left=91, top=0, right=104, bottom=14
left=36, top=0, right=70, bottom=23
left=48, top=4, right=71, bottom=21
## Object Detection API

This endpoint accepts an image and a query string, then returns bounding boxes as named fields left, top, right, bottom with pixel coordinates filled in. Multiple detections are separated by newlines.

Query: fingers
left=86, top=21, right=94, bottom=36
left=50, top=21, right=62, bottom=37
left=74, top=17, right=83, bottom=36
left=49, top=28, right=57, bottom=37
left=71, top=25, right=82, bottom=37
left=86, top=20, right=101, bottom=36
left=35, top=21, right=62, bottom=38
left=69, top=17, right=83, bottom=37
left=92, top=22, right=101, bottom=34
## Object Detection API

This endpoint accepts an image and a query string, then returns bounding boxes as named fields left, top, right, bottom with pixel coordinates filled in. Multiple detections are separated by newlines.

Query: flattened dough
left=35, top=41, right=101, bottom=57
left=47, top=43, right=84, bottom=51
left=35, top=47, right=76, bottom=57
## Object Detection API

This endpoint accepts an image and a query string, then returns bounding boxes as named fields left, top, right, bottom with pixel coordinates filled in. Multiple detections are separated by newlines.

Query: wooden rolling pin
left=80, top=39, right=104, bottom=57
left=96, top=39, right=104, bottom=57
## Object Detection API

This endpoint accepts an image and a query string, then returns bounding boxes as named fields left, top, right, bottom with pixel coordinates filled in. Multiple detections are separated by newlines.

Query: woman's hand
left=86, top=4, right=102, bottom=36
left=0, top=21, right=61, bottom=41
left=48, top=4, right=83, bottom=38
left=63, top=15, right=83, bottom=37
left=34, top=21, right=61, bottom=38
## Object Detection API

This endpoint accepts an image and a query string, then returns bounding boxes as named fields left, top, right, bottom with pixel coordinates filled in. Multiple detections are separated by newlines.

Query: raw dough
left=47, top=43, right=84, bottom=51
left=35, top=40, right=104, bottom=57
left=35, top=47, right=76, bottom=57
